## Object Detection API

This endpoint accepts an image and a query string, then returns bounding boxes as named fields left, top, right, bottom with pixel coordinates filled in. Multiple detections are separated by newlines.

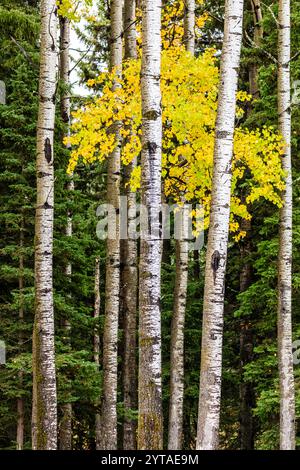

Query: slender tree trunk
left=32, top=0, right=58, bottom=450
left=138, top=0, right=163, bottom=451
left=196, top=0, right=244, bottom=450
left=17, top=215, right=25, bottom=450
left=168, top=226, right=189, bottom=449
left=249, top=0, right=263, bottom=99
left=184, top=0, right=195, bottom=55
left=100, top=0, right=123, bottom=450
left=94, top=258, right=101, bottom=449
left=58, top=14, right=73, bottom=451
left=168, top=4, right=196, bottom=449
left=277, top=0, right=295, bottom=450
left=239, top=1, right=262, bottom=449
left=239, top=220, right=255, bottom=450
left=122, top=0, right=138, bottom=451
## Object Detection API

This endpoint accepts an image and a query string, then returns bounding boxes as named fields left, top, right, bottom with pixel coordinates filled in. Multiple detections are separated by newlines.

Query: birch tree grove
left=32, top=0, right=58, bottom=450
left=196, top=0, right=244, bottom=450
left=277, top=0, right=295, bottom=450
left=100, top=0, right=123, bottom=450
left=2, top=0, right=300, bottom=454
left=138, top=0, right=163, bottom=451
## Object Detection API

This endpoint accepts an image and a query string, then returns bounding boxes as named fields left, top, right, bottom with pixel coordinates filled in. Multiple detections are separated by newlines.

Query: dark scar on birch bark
left=44, top=138, right=52, bottom=164
left=211, top=250, right=220, bottom=284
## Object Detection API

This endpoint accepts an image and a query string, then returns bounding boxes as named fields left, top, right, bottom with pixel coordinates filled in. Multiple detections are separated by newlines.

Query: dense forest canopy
left=0, top=0, right=300, bottom=453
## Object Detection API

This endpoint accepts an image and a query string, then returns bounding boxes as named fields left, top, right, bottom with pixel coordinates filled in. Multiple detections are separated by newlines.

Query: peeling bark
left=277, top=0, right=295, bottom=450
left=32, top=0, right=58, bottom=450
left=138, top=0, right=163, bottom=451
left=196, top=0, right=244, bottom=450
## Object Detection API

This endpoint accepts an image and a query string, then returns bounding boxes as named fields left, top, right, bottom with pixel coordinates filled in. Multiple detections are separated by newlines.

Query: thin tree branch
left=244, top=29, right=278, bottom=64
left=10, top=36, right=37, bottom=69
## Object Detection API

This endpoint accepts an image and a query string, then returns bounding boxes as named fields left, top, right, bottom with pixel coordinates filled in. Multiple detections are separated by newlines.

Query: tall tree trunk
left=138, top=0, right=163, bottom=451
left=122, top=0, right=138, bottom=451
left=168, top=4, right=195, bottom=450
left=249, top=0, right=263, bottom=99
left=277, top=0, right=295, bottom=450
left=239, top=220, right=255, bottom=450
left=17, top=215, right=25, bottom=450
left=168, top=225, right=189, bottom=449
left=196, top=0, right=244, bottom=450
left=100, top=0, right=123, bottom=450
left=239, top=1, right=262, bottom=449
left=32, top=0, right=58, bottom=450
left=184, top=0, right=195, bottom=55
left=58, top=14, right=73, bottom=451
left=94, top=258, right=102, bottom=449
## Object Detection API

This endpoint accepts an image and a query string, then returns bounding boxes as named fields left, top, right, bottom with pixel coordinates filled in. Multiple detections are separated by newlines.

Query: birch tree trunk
left=239, top=218, right=255, bottom=450
left=277, top=0, right=295, bottom=450
left=168, top=4, right=195, bottom=449
left=168, top=224, right=189, bottom=449
left=196, top=0, right=244, bottom=450
left=100, top=0, right=123, bottom=450
left=32, top=0, right=58, bottom=450
left=17, top=215, right=24, bottom=450
left=58, top=14, right=73, bottom=451
left=94, top=258, right=101, bottom=449
left=138, top=0, right=163, bottom=451
left=184, top=0, right=195, bottom=55
left=239, top=2, right=263, bottom=449
left=249, top=0, right=263, bottom=99
left=122, top=0, right=138, bottom=451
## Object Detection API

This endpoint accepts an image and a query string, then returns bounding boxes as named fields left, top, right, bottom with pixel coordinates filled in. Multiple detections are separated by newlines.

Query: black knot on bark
left=62, top=110, right=69, bottom=123
left=145, top=109, right=161, bottom=121
left=147, top=142, right=158, bottom=155
left=211, top=250, right=221, bottom=282
left=44, top=138, right=52, bottom=164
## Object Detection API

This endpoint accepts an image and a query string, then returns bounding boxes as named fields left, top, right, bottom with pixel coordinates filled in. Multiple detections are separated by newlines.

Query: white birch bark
left=138, top=0, right=163, bottom=451
left=168, top=214, right=189, bottom=449
left=100, top=0, right=123, bottom=450
left=277, top=0, right=295, bottom=450
left=58, top=14, right=73, bottom=451
left=184, top=0, right=195, bottom=55
left=168, top=3, right=195, bottom=448
left=32, top=0, right=58, bottom=450
left=94, top=258, right=102, bottom=450
left=122, top=0, right=138, bottom=451
left=196, top=0, right=244, bottom=450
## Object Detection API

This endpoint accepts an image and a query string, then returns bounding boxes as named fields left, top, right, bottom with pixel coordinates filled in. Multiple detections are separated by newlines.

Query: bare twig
left=10, top=36, right=37, bottom=69
left=244, top=29, right=278, bottom=64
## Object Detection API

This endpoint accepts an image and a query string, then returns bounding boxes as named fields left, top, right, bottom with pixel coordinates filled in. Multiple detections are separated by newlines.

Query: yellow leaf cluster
left=67, top=5, right=285, bottom=240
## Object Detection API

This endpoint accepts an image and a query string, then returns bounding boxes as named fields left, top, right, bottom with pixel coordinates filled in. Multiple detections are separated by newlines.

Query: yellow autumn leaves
left=65, top=0, right=285, bottom=240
